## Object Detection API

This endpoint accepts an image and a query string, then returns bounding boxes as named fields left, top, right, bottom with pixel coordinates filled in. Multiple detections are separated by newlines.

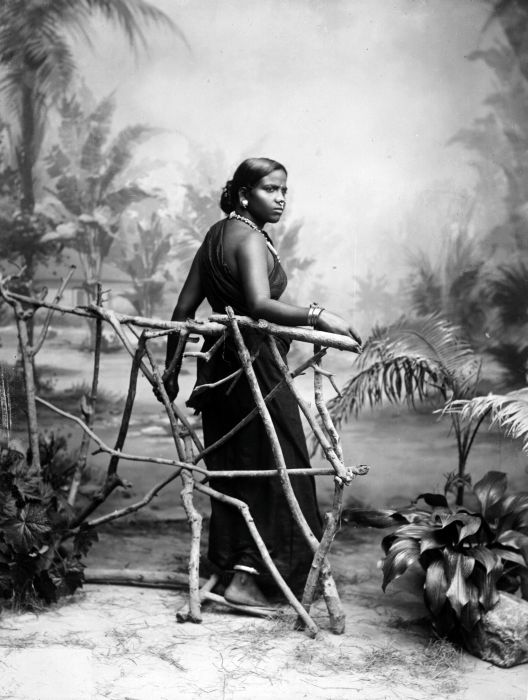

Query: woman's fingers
left=349, top=327, right=362, bottom=345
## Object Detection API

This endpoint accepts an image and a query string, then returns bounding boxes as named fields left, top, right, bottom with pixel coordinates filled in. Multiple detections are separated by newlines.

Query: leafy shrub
left=381, top=471, right=528, bottom=639
left=0, top=436, right=97, bottom=609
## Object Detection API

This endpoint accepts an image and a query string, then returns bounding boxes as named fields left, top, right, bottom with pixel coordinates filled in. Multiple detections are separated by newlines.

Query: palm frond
left=328, top=315, right=479, bottom=429
left=81, top=0, right=185, bottom=50
left=444, top=389, right=528, bottom=452
left=358, top=315, right=477, bottom=384
left=98, top=124, right=156, bottom=197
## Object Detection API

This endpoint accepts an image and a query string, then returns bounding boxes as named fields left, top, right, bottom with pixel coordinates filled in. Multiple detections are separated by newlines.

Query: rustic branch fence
left=0, top=270, right=368, bottom=637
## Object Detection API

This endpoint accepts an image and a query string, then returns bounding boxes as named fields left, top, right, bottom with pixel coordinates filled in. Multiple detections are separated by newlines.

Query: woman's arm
left=237, top=232, right=362, bottom=344
left=162, top=253, right=206, bottom=400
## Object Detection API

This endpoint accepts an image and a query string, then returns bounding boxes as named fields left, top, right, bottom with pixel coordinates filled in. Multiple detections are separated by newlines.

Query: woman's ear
left=239, top=187, right=249, bottom=209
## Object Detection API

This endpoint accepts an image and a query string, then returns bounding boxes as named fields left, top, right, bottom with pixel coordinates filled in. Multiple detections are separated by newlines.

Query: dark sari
left=187, top=219, right=322, bottom=596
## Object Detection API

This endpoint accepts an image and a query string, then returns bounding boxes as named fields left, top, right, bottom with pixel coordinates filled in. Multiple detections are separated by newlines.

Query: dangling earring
left=242, top=200, right=248, bottom=208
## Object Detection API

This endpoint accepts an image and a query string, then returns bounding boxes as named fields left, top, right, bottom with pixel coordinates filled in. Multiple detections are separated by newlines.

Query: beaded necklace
left=228, top=211, right=281, bottom=262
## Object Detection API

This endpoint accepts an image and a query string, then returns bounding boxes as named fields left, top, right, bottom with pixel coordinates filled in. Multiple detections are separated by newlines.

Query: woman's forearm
left=165, top=305, right=191, bottom=370
left=247, top=297, right=311, bottom=326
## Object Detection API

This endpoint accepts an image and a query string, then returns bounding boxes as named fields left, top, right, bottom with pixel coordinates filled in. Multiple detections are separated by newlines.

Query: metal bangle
left=307, top=302, right=319, bottom=326
left=312, top=306, right=325, bottom=327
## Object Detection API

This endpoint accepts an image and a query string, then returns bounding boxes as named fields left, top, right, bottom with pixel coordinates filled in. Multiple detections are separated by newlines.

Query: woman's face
left=244, top=169, right=287, bottom=227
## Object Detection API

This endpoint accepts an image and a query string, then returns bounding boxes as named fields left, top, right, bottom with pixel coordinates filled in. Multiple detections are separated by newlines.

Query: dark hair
left=220, top=157, right=287, bottom=214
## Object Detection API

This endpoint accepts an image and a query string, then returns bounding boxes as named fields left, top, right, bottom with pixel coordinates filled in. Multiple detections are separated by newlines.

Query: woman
left=162, top=157, right=361, bottom=607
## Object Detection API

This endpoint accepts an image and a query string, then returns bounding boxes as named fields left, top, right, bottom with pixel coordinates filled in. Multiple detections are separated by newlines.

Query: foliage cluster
left=381, top=471, right=528, bottom=639
left=0, top=435, right=96, bottom=609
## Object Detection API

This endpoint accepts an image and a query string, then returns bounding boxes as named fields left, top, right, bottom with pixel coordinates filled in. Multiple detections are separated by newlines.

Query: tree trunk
left=18, top=82, right=36, bottom=214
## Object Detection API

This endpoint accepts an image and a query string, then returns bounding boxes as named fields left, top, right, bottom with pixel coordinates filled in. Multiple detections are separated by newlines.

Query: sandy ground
left=0, top=524, right=527, bottom=700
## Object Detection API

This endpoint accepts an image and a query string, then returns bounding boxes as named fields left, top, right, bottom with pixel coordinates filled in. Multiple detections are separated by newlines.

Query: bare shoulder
left=224, top=220, right=266, bottom=251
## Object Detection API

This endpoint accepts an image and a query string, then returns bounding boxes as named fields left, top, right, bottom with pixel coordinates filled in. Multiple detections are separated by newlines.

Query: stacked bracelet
left=307, top=302, right=325, bottom=327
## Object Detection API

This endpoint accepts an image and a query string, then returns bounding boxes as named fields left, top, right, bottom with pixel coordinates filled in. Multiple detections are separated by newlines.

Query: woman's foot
left=224, top=571, right=270, bottom=607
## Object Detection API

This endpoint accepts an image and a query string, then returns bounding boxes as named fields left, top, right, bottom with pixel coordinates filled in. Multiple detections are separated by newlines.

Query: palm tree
left=326, top=315, right=483, bottom=505
left=0, top=0, right=179, bottom=215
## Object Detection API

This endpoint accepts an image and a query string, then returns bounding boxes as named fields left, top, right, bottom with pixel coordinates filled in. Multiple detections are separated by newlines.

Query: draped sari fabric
left=187, top=219, right=322, bottom=597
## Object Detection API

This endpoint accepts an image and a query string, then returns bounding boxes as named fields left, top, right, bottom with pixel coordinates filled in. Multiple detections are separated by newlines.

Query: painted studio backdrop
left=1, top=0, right=528, bottom=514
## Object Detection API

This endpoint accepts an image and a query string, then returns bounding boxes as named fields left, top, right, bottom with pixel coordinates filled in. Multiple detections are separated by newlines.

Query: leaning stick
left=177, top=574, right=219, bottom=622
left=32, top=266, right=76, bottom=356
left=310, top=345, right=346, bottom=632
left=180, top=436, right=203, bottom=622
left=68, top=284, right=103, bottom=506
left=267, top=336, right=347, bottom=482
left=195, top=480, right=318, bottom=636
left=267, top=336, right=346, bottom=632
left=313, top=345, right=343, bottom=462
left=107, top=336, right=146, bottom=477
left=300, top=483, right=346, bottom=634
left=193, top=347, right=327, bottom=464
left=125, top=324, right=205, bottom=455
left=141, top=336, right=204, bottom=454
left=203, top=592, right=276, bottom=619
left=226, top=309, right=347, bottom=634
left=226, top=308, right=319, bottom=551
left=145, top=347, right=204, bottom=621
left=301, top=512, right=337, bottom=611
left=165, top=327, right=190, bottom=376
left=87, top=469, right=182, bottom=528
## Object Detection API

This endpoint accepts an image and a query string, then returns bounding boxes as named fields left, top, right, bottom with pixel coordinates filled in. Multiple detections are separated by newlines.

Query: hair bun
left=220, top=179, right=234, bottom=214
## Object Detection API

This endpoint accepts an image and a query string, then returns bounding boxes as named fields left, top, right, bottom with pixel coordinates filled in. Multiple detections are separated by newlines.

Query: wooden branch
left=85, top=568, right=189, bottom=588
left=87, top=469, right=182, bottom=528
left=1, top=288, right=361, bottom=353
left=226, top=308, right=348, bottom=634
left=313, top=345, right=344, bottom=463
left=139, top=336, right=204, bottom=454
left=195, top=480, right=318, bottom=636
left=107, top=337, right=146, bottom=478
left=300, top=482, right=346, bottom=634
left=68, top=284, right=103, bottom=506
left=204, top=592, right=276, bottom=619
left=177, top=574, right=219, bottom=622
left=32, top=266, right=76, bottom=356
left=266, top=335, right=346, bottom=632
left=193, top=347, right=327, bottom=464
left=38, top=395, right=358, bottom=479
left=3, top=291, right=225, bottom=335
left=180, top=437, right=203, bottom=622
left=210, top=313, right=361, bottom=353
left=313, top=365, right=342, bottom=398
left=267, top=336, right=348, bottom=482
left=182, top=333, right=224, bottom=364
left=311, top=346, right=346, bottom=632
left=226, top=309, right=319, bottom=552
left=301, top=513, right=336, bottom=612
left=164, top=328, right=189, bottom=377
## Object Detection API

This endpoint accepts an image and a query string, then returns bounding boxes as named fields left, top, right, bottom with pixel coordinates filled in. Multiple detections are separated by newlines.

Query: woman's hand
left=153, top=369, right=179, bottom=404
left=315, top=310, right=362, bottom=346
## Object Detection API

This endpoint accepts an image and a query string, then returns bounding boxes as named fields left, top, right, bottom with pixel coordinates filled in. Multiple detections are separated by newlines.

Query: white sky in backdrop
left=74, top=0, right=498, bottom=318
